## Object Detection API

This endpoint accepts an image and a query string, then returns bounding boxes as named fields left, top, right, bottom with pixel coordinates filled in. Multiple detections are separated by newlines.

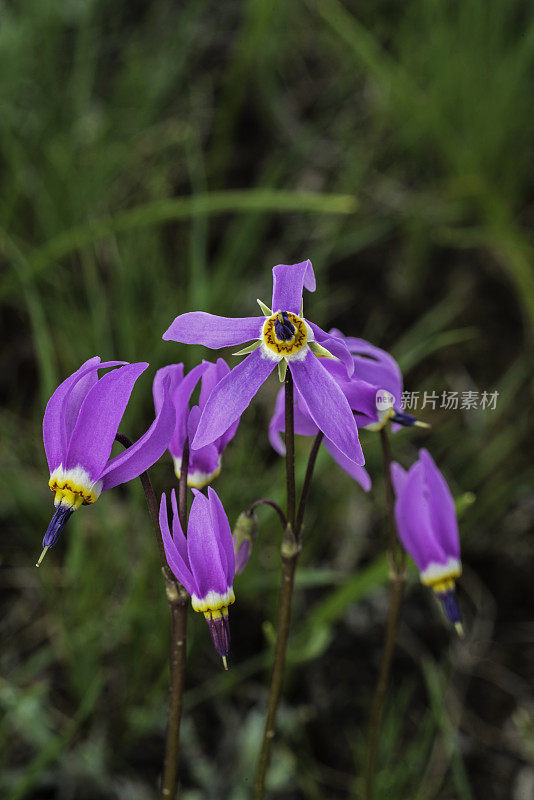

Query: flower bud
left=232, top=511, right=258, bottom=574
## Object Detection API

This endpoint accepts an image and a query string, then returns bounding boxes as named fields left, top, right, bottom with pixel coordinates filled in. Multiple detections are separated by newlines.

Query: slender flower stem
left=363, top=427, right=406, bottom=800
left=295, top=431, right=323, bottom=539
left=246, top=498, right=287, bottom=531
left=114, top=433, right=188, bottom=800
left=161, top=439, right=191, bottom=800
left=254, top=371, right=323, bottom=800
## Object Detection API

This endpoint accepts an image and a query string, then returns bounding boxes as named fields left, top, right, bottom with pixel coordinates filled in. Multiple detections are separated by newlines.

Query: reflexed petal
left=43, top=358, right=125, bottom=473
left=192, top=349, right=276, bottom=450
left=268, top=388, right=287, bottom=455
left=390, top=462, right=409, bottom=496
left=65, top=362, right=148, bottom=482
left=199, top=359, right=229, bottom=410
left=420, top=449, right=460, bottom=559
left=395, top=463, right=447, bottom=572
left=153, top=364, right=184, bottom=416
left=159, top=493, right=196, bottom=595
left=168, top=362, right=210, bottom=458
left=170, top=489, right=189, bottom=565
left=343, top=335, right=403, bottom=409
left=307, top=323, right=354, bottom=377
left=268, top=386, right=319, bottom=456
left=323, top=438, right=371, bottom=490
left=187, top=490, right=229, bottom=597
left=290, top=351, right=364, bottom=464
left=271, top=260, right=316, bottom=314
left=100, top=373, right=176, bottom=490
left=186, top=406, right=221, bottom=486
left=207, top=486, right=235, bottom=586
left=163, top=312, right=264, bottom=348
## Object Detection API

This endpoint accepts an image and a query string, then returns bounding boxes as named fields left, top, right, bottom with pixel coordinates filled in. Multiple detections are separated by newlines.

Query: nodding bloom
left=163, top=260, right=364, bottom=466
left=40, top=358, right=175, bottom=565
left=391, top=449, right=463, bottom=634
left=232, top=510, right=258, bottom=574
left=159, top=487, right=235, bottom=668
left=154, top=359, right=239, bottom=489
left=328, top=330, right=428, bottom=431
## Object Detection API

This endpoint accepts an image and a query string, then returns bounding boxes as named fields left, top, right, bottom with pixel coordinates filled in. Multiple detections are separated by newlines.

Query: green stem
left=363, top=427, right=406, bottom=800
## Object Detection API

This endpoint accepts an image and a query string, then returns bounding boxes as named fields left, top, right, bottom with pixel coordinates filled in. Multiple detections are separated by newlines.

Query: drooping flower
left=159, top=487, right=235, bottom=667
left=232, top=510, right=259, bottom=574
left=390, top=449, right=463, bottom=633
left=40, top=357, right=175, bottom=564
left=153, top=358, right=239, bottom=489
left=328, top=330, right=428, bottom=431
left=163, top=261, right=364, bottom=466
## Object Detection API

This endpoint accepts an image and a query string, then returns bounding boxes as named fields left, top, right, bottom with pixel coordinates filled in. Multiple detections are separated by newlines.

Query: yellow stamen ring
left=49, top=466, right=101, bottom=508
left=261, top=311, right=308, bottom=357
left=191, top=588, right=235, bottom=614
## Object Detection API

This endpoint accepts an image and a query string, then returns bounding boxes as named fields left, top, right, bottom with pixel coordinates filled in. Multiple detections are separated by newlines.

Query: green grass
left=1, top=0, right=533, bottom=797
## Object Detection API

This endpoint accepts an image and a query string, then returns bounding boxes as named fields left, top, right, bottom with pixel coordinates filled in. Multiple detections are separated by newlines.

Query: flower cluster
left=39, top=259, right=465, bottom=662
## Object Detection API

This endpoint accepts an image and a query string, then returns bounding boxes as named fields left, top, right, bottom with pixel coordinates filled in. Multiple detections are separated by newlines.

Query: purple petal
left=207, top=486, right=235, bottom=586
left=420, top=449, right=460, bottom=559
left=171, top=489, right=189, bottom=565
left=323, top=438, right=371, bottom=490
left=167, top=362, right=209, bottom=458
left=290, top=351, right=364, bottom=465
left=395, top=463, right=447, bottom=572
left=159, top=493, right=196, bottom=595
left=187, top=490, right=229, bottom=597
left=271, top=260, right=316, bottom=314
left=390, top=462, right=409, bottom=496
left=65, top=362, right=148, bottom=482
left=187, top=406, right=221, bottom=483
left=268, top=387, right=287, bottom=455
left=153, top=364, right=184, bottom=415
left=337, top=377, right=381, bottom=424
left=163, top=312, right=264, bottom=348
left=100, top=373, right=176, bottom=491
left=199, top=359, right=230, bottom=410
left=307, top=323, right=354, bottom=377
left=43, top=358, right=126, bottom=472
left=344, top=336, right=403, bottom=409
left=192, top=349, right=276, bottom=450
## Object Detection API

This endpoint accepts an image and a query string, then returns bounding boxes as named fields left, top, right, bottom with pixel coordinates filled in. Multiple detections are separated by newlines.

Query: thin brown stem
left=161, top=438, right=191, bottom=799
left=246, top=498, right=287, bottom=531
left=295, top=431, right=323, bottom=539
left=363, top=426, right=406, bottom=800
left=114, top=432, right=188, bottom=800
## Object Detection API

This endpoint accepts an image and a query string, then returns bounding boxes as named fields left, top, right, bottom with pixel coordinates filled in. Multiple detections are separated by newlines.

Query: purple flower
left=328, top=330, right=428, bottom=431
left=391, top=449, right=463, bottom=632
left=40, top=357, right=175, bottom=563
left=153, top=359, right=239, bottom=489
left=163, top=261, right=364, bottom=465
left=159, top=487, right=235, bottom=667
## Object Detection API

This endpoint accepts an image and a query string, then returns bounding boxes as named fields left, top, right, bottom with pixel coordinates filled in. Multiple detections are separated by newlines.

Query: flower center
left=262, top=311, right=308, bottom=356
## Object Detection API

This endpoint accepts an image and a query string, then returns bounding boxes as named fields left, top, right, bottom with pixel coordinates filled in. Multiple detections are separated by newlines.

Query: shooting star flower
left=159, top=487, right=235, bottom=667
left=40, top=357, right=175, bottom=565
left=391, top=449, right=463, bottom=634
left=163, top=260, right=364, bottom=466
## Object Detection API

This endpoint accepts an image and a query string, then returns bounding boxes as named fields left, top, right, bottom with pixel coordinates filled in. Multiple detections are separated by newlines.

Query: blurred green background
left=1, top=1, right=533, bottom=798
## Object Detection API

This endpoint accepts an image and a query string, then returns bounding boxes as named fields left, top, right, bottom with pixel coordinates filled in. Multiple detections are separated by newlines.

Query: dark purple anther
left=274, top=311, right=296, bottom=341
left=205, top=613, right=231, bottom=659
left=436, top=589, right=462, bottom=624
left=43, top=504, right=74, bottom=548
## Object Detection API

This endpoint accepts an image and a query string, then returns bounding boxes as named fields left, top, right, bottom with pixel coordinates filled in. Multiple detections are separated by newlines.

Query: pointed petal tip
left=454, top=621, right=465, bottom=639
left=35, top=546, right=49, bottom=567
